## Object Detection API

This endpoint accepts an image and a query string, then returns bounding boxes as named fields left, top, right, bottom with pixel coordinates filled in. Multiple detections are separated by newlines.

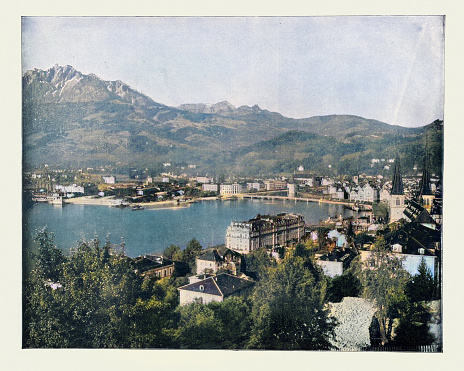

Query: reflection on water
left=24, top=199, right=352, bottom=257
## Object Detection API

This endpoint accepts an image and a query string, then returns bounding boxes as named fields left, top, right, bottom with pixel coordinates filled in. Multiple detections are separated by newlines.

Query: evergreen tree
left=406, top=258, right=435, bottom=302
left=392, top=302, right=435, bottom=347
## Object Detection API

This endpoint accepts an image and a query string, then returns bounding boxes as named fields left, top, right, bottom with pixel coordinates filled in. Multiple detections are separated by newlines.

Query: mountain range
left=22, top=65, right=443, bottom=177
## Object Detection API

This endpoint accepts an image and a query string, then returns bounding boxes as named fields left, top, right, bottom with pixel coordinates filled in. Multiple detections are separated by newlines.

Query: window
left=396, top=198, right=400, bottom=206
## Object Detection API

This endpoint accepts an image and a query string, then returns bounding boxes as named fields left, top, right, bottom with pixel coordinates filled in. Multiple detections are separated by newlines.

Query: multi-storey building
left=225, top=213, right=305, bottom=253
left=54, top=184, right=85, bottom=194
left=202, top=183, right=219, bottom=193
left=220, top=183, right=243, bottom=195
left=349, top=183, right=378, bottom=203
left=102, top=176, right=116, bottom=184
left=247, top=182, right=261, bottom=192
left=264, top=180, right=287, bottom=191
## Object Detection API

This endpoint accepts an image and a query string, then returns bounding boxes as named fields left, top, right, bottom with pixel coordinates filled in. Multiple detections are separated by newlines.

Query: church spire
left=419, top=131, right=433, bottom=196
left=391, top=156, right=404, bottom=195
left=419, top=158, right=432, bottom=196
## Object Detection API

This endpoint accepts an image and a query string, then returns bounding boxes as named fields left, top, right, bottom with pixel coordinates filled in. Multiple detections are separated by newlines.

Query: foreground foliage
left=24, top=230, right=337, bottom=349
left=24, top=230, right=437, bottom=349
left=248, top=253, right=336, bottom=350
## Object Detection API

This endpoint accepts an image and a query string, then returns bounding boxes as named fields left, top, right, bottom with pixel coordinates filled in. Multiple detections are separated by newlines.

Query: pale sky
left=22, top=16, right=444, bottom=127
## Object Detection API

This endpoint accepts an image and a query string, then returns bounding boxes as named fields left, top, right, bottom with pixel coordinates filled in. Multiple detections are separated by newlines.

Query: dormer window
left=199, top=285, right=204, bottom=291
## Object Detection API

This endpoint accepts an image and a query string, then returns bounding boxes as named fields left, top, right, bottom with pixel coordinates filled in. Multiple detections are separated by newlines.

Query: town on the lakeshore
left=23, top=149, right=442, bottom=351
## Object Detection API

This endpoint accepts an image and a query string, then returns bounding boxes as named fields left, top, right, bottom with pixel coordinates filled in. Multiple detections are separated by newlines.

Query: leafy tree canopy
left=248, top=255, right=335, bottom=350
left=361, top=237, right=411, bottom=345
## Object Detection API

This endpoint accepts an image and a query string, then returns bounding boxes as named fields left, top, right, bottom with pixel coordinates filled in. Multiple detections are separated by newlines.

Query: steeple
left=391, top=157, right=404, bottom=195
left=419, top=157, right=433, bottom=196
left=419, top=132, right=433, bottom=197
left=418, top=132, right=434, bottom=212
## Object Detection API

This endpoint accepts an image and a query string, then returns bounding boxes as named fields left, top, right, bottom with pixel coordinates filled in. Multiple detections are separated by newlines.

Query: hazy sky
left=22, top=16, right=444, bottom=127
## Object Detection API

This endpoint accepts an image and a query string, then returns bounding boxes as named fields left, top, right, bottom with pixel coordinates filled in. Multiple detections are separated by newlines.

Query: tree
left=248, top=256, right=335, bottom=350
left=392, top=302, right=435, bottom=347
left=126, top=296, right=177, bottom=348
left=354, top=232, right=374, bottom=249
left=293, top=242, right=311, bottom=259
left=23, top=229, right=69, bottom=347
left=326, top=272, right=362, bottom=303
left=175, top=302, right=223, bottom=349
left=25, top=231, right=188, bottom=348
left=162, top=244, right=182, bottom=261
left=317, top=226, right=330, bottom=250
left=208, top=297, right=252, bottom=349
left=33, top=229, right=67, bottom=281
left=243, top=248, right=276, bottom=280
left=176, top=297, right=252, bottom=349
left=361, top=237, right=410, bottom=345
left=182, top=238, right=203, bottom=273
left=405, top=258, right=436, bottom=302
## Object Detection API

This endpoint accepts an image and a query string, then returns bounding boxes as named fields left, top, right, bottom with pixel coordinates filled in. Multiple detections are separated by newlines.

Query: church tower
left=419, top=158, right=434, bottom=212
left=418, top=134, right=434, bottom=212
left=389, top=157, right=407, bottom=223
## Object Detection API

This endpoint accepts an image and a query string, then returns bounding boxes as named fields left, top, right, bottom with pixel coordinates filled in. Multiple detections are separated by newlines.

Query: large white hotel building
left=225, top=213, right=305, bottom=254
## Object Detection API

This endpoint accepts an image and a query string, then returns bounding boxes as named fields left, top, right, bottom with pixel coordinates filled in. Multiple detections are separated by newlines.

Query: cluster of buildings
left=27, top=150, right=442, bottom=310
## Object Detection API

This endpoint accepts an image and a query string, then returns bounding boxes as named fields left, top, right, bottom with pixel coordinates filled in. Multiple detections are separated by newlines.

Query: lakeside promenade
left=61, top=194, right=370, bottom=211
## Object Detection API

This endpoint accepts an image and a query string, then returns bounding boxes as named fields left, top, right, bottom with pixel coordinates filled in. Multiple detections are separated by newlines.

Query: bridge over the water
left=239, top=193, right=355, bottom=207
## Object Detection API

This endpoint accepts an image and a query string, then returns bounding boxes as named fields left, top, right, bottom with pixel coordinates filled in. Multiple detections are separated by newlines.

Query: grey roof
left=197, top=247, right=241, bottom=262
left=403, top=200, right=434, bottom=224
left=197, top=249, right=222, bottom=262
left=178, top=273, right=254, bottom=297
left=318, top=249, right=356, bottom=268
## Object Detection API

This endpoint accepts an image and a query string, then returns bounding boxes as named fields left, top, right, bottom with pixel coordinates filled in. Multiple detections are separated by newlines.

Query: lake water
left=23, top=199, right=353, bottom=257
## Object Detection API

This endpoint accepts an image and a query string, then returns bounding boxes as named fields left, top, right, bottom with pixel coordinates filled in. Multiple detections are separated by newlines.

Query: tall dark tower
left=391, top=157, right=404, bottom=196
left=419, top=134, right=434, bottom=211
left=389, top=157, right=406, bottom=223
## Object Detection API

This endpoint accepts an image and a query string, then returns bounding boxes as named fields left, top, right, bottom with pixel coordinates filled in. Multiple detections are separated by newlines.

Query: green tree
left=182, top=238, right=203, bottom=273
left=33, top=229, right=67, bottom=281
left=361, top=237, right=410, bottom=345
left=126, top=296, right=177, bottom=348
left=326, top=272, right=362, bottom=303
left=293, top=242, right=311, bottom=259
left=208, top=297, right=252, bottom=348
left=405, top=258, right=436, bottom=302
left=317, top=226, right=330, bottom=250
left=175, top=297, right=252, bottom=349
left=23, top=229, right=69, bottom=347
left=244, top=248, right=276, bottom=280
left=248, top=256, right=335, bottom=350
left=163, top=244, right=182, bottom=261
left=175, top=302, right=223, bottom=349
left=392, top=302, right=435, bottom=347
left=23, top=268, right=71, bottom=347
left=354, top=232, right=374, bottom=249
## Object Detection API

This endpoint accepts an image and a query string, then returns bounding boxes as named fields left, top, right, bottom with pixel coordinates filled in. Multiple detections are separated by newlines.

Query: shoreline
left=61, top=194, right=365, bottom=210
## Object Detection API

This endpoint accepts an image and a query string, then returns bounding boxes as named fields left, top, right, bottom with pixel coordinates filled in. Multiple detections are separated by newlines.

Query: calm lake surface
left=24, top=199, right=353, bottom=257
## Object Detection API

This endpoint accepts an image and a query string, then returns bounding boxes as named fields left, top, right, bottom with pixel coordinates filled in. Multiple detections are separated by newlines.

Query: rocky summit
left=22, top=65, right=442, bottom=176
